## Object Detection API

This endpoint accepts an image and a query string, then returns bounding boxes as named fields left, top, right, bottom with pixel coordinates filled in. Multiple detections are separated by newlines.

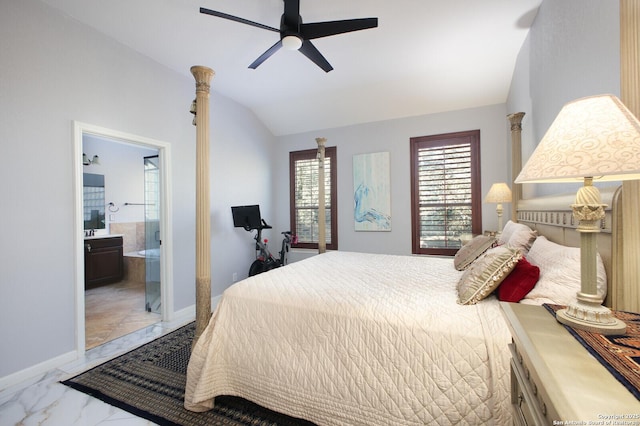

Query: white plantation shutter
left=289, top=147, right=337, bottom=249
left=411, top=131, right=481, bottom=255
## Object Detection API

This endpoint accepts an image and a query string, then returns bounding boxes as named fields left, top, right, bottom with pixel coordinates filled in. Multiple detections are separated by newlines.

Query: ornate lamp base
left=495, top=204, right=504, bottom=239
left=556, top=178, right=627, bottom=336
left=556, top=301, right=626, bottom=335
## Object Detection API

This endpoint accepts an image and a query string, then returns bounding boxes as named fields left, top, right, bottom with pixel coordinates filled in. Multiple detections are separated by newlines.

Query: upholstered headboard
left=516, top=186, right=622, bottom=309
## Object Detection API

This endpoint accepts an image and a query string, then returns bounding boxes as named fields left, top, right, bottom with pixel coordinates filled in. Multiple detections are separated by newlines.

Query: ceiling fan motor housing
left=200, top=0, right=378, bottom=72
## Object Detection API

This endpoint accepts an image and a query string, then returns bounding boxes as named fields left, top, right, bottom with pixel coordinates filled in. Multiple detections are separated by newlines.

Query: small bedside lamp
left=516, top=94, right=640, bottom=335
left=484, top=182, right=512, bottom=235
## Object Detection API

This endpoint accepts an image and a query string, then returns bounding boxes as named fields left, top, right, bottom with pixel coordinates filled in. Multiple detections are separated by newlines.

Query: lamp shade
left=515, top=94, right=640, bottom=183
left=484, top=182, right=512, bottom=203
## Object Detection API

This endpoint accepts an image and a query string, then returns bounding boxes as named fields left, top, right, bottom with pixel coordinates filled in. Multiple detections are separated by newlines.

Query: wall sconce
left=83, top=153, right=100, bottom=166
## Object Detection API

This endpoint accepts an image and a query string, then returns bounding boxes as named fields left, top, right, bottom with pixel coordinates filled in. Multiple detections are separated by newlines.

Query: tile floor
left=85, top=279, right=161, bottom=349
left=0, top=311, right=193, bottom=425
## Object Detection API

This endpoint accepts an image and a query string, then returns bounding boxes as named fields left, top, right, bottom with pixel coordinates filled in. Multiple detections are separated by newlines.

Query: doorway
left=73, top=121, right=174, bottom=354
left=144, top=155, right=161, bottom=313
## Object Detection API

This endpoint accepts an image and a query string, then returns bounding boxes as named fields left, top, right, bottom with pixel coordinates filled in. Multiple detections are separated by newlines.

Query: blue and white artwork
left=353, top=152, right=391, bottom=231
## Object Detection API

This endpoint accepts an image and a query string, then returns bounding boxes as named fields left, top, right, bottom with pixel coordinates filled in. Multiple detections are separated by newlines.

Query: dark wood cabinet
left=84, top=236, right=124, bottom=288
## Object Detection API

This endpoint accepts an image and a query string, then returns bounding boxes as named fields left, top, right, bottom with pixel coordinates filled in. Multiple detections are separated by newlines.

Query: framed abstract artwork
left=353, top=151, right=391, bottom=231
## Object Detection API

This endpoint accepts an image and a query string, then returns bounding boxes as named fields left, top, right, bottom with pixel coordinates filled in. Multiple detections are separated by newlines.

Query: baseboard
left=170, top=304, right=195, bottom=323
left=0, top=295, right=223, bottom=394
left=170, top=295, right=220, bottom=322
left=0, top=350, right=77, bottom=393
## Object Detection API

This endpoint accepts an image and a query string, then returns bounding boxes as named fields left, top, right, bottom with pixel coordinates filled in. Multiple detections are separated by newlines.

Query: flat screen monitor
left=231, top=205, right=262, bottom=230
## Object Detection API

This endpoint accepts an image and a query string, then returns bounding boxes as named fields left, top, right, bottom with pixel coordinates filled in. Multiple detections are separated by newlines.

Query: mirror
left=83, top=173, right=105, bottom=230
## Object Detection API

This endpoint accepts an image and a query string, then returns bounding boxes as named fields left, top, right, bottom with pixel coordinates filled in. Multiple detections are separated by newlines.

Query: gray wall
left=82, top=135, right=158, bottom=226
left=272, top=103, right=512, bottom=256
left=0, top=0, right=274, bottom=379
left=0, top=0, right=622, bottom=385
left=507, top=0, right=620, bottom=196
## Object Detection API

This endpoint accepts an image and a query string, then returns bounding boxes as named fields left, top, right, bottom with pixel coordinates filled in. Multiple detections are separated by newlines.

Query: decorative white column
left=191, top=65, right=215, bottom=346
left=316, top=138, right=327, bottom=254
left=620, top=0, right=640, bottom=313
left=507, top=112, right=525, bottom=223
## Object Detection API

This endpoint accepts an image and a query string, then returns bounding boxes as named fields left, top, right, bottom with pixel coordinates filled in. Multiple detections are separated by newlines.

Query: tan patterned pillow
left=498, top=220, right=538, bottom=254
left=457, top=246, right=522, bottom=305
left=454, top=235, right=497, bottom=271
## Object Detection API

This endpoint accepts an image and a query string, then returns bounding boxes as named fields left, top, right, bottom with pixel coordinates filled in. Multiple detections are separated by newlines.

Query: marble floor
left=0, top=314, right=193, bottom=425
left=85, top=279, right=161, bottom=349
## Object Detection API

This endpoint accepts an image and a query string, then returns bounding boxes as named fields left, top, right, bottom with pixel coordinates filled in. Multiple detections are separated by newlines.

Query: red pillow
left=497, top=257, right=540, bottom=302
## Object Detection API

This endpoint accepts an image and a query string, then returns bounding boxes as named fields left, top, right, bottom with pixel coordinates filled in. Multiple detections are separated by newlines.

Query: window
left=410, top=130, right=481, bottom=255
left=289, top=147, right=338, bottom=250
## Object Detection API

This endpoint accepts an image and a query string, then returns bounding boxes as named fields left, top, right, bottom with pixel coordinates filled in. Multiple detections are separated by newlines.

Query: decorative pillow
left=522, top=236, right=607, bottom=306
left=457, top=246, right=522, bottom=305
left=497, top=257, right=540, bottom=302
left=498, top=220, right=538, bottom=254
left=497, top=220, right=518, bottom=245
left=459, top=233, right=474, bottom=246
left=454, top=235, right=497, bottom=271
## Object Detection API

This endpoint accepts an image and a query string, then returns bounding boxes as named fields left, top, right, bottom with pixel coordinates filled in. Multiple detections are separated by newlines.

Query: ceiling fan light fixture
left=282, top=35, right=302, bottom=51
left=199, top=2, right=378, bottom=72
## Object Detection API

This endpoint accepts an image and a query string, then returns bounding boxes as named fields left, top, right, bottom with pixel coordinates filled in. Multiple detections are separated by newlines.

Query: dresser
left=501, top=302, right=640, bottom=425
left=84, top=235, right=124, bottom=288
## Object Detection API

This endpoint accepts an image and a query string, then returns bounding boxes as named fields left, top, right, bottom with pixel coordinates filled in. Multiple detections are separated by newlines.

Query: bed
left=185, top=96, right=637, bottom=425
left=184, top=185, right=626, bottom=425
left=186, top=251, right=511, bottom=424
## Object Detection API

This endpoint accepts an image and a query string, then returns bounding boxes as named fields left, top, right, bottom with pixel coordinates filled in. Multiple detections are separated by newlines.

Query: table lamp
left=515, top=94, right=640, bottom=335
left=484, top=182, right=512, bottom=235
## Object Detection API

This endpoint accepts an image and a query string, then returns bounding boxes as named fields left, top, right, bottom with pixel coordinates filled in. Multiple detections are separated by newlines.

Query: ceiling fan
left=200, top=0, right=378, bottom=72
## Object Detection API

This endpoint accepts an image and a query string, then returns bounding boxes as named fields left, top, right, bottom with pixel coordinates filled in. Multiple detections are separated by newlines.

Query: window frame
left=289, top=146, right=338, bottom=250
left=410, top=130, right=482, bottom=256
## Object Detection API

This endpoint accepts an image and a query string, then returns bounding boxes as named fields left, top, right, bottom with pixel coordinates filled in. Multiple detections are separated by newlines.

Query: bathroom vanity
left=84, top=235, right=124, bottom=288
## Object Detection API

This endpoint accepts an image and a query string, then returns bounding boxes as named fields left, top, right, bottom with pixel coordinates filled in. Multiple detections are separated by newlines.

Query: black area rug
left=61, top=322, right=314, bottom=425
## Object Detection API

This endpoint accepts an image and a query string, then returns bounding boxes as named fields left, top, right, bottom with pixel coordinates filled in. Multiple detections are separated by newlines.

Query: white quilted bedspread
left=185, top=251, right=512, bottom=425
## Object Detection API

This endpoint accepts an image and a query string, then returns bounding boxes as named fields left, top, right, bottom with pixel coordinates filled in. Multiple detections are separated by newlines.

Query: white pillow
left=522, top=236, right=607, bottom=306
left=498, top=220, right=537, bottom=254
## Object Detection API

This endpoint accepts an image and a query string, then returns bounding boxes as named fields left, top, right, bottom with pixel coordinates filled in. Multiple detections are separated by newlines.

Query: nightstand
left=501, top=302, right=640, bottom=425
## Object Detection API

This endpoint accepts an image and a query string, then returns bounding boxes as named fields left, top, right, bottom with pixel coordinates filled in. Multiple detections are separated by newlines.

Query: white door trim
left=73, top=121, right=174, bottom=355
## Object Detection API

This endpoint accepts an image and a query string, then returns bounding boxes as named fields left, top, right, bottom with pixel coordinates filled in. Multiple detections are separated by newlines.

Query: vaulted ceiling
left=42, top=0, right=541, bottom=135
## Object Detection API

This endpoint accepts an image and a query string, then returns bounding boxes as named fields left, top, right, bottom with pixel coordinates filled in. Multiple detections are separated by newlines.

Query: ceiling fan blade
left=283, top=0, right=300, bottom=28
left=200, top=7, right=279, bottom=33
left=248, top=40, right=283, bottom=69
left=301, top=18, right=378, bottom=40
left=299, top=40, right=333, bottom=73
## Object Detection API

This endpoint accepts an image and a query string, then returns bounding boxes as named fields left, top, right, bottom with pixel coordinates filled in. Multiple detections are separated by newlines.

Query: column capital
left=190, top=66, right=215, bottom=94
left=507, top=112, right=525, bottom=131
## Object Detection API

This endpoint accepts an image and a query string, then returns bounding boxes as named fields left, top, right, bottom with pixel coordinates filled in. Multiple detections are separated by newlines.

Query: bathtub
left=136, top=248, right=160, bottom=258
left=123, top=248, right=160, bottom=282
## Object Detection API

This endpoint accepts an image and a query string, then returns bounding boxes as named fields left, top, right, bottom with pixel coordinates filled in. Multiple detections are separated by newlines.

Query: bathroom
left=82, top=133, right=161, bottom=349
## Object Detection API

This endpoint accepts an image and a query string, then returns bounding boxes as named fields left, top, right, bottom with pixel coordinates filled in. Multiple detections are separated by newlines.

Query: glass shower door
left=144, top=156, right=161, bottom=313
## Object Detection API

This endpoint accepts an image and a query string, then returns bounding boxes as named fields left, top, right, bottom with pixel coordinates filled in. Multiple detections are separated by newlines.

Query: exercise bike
left=231, top=205, right=297, bottom=277
left=248, top=219, right=297, bottom=276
